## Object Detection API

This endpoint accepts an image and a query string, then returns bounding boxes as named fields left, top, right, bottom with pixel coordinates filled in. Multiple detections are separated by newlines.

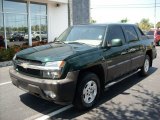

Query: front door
left=103, top=25, right=131, bottom=82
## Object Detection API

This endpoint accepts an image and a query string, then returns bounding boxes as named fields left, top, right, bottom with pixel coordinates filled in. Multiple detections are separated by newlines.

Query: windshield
left=57, top=26, right=106, bottom=46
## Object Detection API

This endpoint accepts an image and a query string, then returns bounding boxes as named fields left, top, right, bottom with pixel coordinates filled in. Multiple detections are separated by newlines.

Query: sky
left=90, top=0, right=160, bottom=25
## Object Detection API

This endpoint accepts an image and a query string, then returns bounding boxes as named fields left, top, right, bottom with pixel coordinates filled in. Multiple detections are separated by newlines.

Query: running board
left=104, top=69, right=140, bottom=90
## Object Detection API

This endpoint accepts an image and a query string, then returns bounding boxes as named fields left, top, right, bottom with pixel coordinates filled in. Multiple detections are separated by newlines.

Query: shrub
left=0, top=45, right=22, bottom=62
left=0, top=41, right=48, bottom=62
left=0, top=48, right=14, bottom=62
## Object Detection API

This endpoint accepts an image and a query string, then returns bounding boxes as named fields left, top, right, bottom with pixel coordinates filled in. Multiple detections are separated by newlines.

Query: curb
left=0, top=61, right=13, bottom=68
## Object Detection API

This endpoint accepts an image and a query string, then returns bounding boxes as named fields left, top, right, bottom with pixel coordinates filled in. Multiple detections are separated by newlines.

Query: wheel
left=140, top=55, right=150, bottom=76
left=9, top=39, right=13, bottom=42
left=15, top=37, right=19, bottom=41
left=36, top=36, right=40, bottom=41
left=73, top=72, right=100, bottom=110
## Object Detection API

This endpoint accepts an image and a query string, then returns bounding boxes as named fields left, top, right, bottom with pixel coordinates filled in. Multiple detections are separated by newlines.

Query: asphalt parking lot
left=0, top=47, right=160, bottom=120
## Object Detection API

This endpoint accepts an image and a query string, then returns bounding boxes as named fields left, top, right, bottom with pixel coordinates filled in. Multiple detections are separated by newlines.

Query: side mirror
left=108, top=39, right=123, bottom=47
left=54, top=37, right=57, bottom=42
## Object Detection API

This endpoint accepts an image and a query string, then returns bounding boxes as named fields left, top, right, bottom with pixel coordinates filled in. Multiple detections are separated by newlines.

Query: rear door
left=122, top=25, right=145, bottom=71
left=104, top=25, right=130, bottom=82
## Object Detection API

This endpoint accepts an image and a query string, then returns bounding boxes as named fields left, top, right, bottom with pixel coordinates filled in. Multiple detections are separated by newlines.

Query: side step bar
left=104, top=69, right=140, bottom=90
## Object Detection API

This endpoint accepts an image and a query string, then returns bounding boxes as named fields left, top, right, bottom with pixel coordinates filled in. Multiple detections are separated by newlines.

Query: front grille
left=16, top=57, right=42, bottom=66
left=14, top=58, right=44, bottom=78
left=17, top=65, right=42, bottom=78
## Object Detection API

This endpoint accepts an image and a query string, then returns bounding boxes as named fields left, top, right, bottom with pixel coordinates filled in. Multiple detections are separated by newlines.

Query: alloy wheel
left=144, top=58, right=149, bottom=73
left=82, top=80, right=97, bottom=104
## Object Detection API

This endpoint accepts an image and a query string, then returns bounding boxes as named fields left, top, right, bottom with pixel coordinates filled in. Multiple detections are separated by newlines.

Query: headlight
left=45, top=61, right=65, bottom=70
left=43, top=61, right=66, bottom=79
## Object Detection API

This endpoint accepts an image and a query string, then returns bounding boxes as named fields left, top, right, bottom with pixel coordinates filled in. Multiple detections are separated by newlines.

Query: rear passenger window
left=106, top=25, right=125, bottom=44
left=123, top=26, right=139, bottom=42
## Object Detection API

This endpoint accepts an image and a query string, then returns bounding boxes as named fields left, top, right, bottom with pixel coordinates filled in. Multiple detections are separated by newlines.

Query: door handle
left=128, top=48, right=136, bottom=53
left=121, top=51, right=127, bottom=55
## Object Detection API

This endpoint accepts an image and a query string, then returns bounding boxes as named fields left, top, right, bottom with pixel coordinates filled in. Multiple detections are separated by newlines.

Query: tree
left=120, top=18, right=128, bottom=23
left=156, top=22, right=160, bottom=28
left=90, top=18, right=96, bottom=23
left=137, top=18, right=153, bottom=31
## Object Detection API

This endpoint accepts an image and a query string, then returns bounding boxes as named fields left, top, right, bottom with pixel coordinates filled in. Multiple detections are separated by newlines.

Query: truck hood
left=16, top=43, right=98, bottom=62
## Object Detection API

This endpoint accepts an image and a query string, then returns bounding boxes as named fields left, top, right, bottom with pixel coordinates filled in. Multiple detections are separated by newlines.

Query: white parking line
left=0, top=81, right=12, bottom=86
left=35, top=105, right=73, bottom=120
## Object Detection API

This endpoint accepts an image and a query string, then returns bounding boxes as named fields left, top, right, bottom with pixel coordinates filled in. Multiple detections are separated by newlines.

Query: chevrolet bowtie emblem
left=20, top=63, right=29, bottom=69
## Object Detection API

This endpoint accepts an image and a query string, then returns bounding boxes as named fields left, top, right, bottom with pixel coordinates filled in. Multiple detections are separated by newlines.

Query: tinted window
left=106, top=25, right=125, bottom=44
left=123, top=26, right=139, bottom=42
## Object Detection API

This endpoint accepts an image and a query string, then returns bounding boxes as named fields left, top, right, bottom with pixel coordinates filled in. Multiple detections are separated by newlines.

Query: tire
left=140, top=55, right=150, bottom=76
left=36, top=36, right=40, bottom=41
left=15, top=37, right=19, bottom=41
left=73, top=72, right=101, bottom=110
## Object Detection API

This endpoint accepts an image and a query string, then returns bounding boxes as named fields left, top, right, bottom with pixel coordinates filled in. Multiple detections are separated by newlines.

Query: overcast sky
left=90, top=0, right=160, bottom=24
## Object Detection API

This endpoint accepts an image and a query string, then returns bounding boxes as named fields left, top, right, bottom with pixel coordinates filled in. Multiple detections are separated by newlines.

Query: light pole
left=154, top=0, right=157, bottom=29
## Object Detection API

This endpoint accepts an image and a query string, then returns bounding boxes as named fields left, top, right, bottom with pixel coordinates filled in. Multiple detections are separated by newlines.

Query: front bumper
left=9, top=67, right=79, bottom=105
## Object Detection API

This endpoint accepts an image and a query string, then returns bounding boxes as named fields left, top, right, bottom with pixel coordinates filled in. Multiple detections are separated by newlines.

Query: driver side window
left=106, top=25, right=126, bottom=45
left=106, top=25, right=125, bottom=44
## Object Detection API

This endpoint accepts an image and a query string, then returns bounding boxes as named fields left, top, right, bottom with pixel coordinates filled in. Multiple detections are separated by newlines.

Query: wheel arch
left=77, top=64, right=106, bottom=91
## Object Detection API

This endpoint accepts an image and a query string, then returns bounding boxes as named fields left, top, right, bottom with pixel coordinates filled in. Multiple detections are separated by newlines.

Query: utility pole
left=154, top=0, right=157, bottom=29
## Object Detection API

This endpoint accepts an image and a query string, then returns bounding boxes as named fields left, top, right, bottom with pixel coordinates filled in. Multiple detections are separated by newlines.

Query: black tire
left=36, top=36, right=40, bottom=41
left=140, top=55, right=150, bottom=76
left=73, top=72, right=101, bottom=110
left=15, top=37, right=19, bottom=41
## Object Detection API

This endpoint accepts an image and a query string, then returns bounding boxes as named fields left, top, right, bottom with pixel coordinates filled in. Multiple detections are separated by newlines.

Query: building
left=0, top=0, right=90, bottom=49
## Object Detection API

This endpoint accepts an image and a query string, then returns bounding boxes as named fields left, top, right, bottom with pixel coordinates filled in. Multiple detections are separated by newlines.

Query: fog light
left=43, top=71, right=52, bottom=79
left=50, top=71, right=59, bottom=79
left=44, top=90, right=56, bottom=98
left=43, top=71, right=60, bottom=79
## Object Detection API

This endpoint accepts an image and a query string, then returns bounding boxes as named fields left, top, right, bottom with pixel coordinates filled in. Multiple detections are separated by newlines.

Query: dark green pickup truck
left=9, top=24, right=157, bottom=110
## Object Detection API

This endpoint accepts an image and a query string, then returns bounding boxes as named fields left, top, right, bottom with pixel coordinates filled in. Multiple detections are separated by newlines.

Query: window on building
left=4, top=0, right=27, bottom=13
left=31, top=3, right=47, bottom=43
left=0, top=0, right=48, bottom=48
left=4, top=0, right=28, bottom=47
left=0, top=0, right=2, bottom=12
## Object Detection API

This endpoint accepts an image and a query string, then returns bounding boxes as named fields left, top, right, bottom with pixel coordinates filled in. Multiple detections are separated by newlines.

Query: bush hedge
left=0, top=46, right=19, bottom=62
left=0, top=41, right=47, bottom=62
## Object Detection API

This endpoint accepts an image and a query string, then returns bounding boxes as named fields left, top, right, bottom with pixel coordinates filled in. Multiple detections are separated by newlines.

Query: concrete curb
left=0, top=61, right=12, bottom=68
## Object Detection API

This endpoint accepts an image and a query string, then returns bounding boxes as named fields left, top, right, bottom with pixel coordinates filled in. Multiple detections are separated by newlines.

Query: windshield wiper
left=67, top=41, right=96, bottom=46
left=53, top=40, right=65, bottom=44
left=67, top=41, right=88, bottom=45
